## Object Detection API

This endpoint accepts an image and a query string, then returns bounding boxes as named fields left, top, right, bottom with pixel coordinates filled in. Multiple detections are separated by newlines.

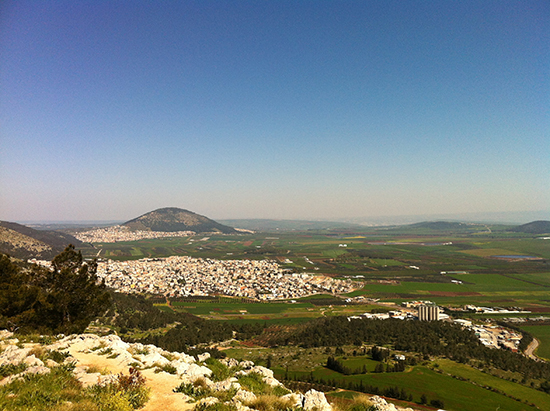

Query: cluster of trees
left=105, top=292, right=266, bottom=353
left=269, top=316, right=550, bottom=380
left=326, top=356, right=367, bottom=375
left=0, top=246, right=111, bottom=334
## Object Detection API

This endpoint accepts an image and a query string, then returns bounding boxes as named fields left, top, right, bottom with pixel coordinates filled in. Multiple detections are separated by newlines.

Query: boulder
left=137, top=352, right=170, bottom=368
left=196, top=397, right=219, bottom=407
left=23, top=354, right=44, bottom=367
left=239, top=360, right=254, bottom=369
left=22, top=365, right=51, bottom=377
left=0, top=345, right=31, bottom=365
left=282, top=393, right=303, bottom=408
left=233, top=389, right=257, bottom=404
left=197, top=352, right=211, bottom=362
left=103, top=335, right=130, bottom=352
left=212, top=379, right=240, bottom=392
left=221, top=358, right=240, bottom=368
left=183, top=363, right=212, bottom=378
left=302, top=389, right=332, bottom=411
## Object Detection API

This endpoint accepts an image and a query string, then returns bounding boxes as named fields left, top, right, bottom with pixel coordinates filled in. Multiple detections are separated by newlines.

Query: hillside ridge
left=509, top=220, right=550, bottom=234
left=0, top=220, right=83, bottom=259
left=123, top=207, right=237, bottom=234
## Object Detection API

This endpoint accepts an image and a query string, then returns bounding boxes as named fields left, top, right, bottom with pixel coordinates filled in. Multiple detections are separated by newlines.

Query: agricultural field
left=81, top=222, right=550, bottom=411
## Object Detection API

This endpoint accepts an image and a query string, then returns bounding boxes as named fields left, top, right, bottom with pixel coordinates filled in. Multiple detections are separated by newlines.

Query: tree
left=0, top=255, right=41, bottom=331
left=32, top=245, right=111, bottom=333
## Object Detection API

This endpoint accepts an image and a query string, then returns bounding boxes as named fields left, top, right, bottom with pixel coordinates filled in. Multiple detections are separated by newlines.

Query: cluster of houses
left=95, top=256, right=356, bottom=299
left=74, top=225, right=195, bottom=243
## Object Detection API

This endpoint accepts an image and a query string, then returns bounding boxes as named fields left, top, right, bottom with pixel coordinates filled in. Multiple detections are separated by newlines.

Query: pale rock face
left=236, top=365, right=273, bottom=379
left=233, top=388, right=257, bottom=404
left=302, top=389, right=332, bottom=411
left=23, top=354, right=44, bottom=367
left=368, top=395, right=414, bottom=411
left=197, top=352, right=211, bottom=362
left=182, top=362, right=213, bottom=378
left=197, top=396, right=219, bottom=407
left=212, top=379, right=240, bottom=391
left=282, top=392, right=303, bottom=408
left=171, top=359, right=191, bottom=375
left=45, top=359, right=59, bottom=368
left=221, top=357, right=240, bottom=368
left=239, top=360, right=254, bottom=369
left=103, top=334, right=130, bottom=352
left=263, top=376, right=281, bottom=387
left=0, top=345, right=31, bottom=365
left=0, top=330, right=14, bottom=340
left=136, top=351, right=170, bottom=368
left=22, top=365, right=51, bottom=377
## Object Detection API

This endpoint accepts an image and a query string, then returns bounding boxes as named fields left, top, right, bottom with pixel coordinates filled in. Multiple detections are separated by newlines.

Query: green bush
left=194, top=402, right=238, bottom=411
left=205, top=358, right=240, bottom=382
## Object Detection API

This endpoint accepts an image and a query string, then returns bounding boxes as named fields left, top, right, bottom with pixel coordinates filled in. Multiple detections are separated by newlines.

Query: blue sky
left=1, top=0, right=548, bottom=221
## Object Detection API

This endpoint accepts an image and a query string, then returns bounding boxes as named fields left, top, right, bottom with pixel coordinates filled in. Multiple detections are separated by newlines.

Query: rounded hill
left=123, top=207, right=237, bottom=234
left=509, top=220, right=550, bottom=234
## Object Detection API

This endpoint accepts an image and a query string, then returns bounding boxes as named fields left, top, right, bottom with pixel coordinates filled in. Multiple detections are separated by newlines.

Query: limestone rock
left=302, top=389, right=332, bottom=411
left=136, top=352, right=170, bottom=368
left=221, top=358, right=240, bottom=368
left=282, top=393, right=303, bottom=408
left=233, top=388, right=257, bottom=404
left=196, top=396, right=219, bottom=407
left=23, top=354, right=44, bottom=367
left=0, top=345, right=31, bottom=365
left=197, top=352, right=211, bottom=362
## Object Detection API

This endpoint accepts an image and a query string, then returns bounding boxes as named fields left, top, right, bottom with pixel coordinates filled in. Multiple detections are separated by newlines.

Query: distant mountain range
left=123, top=207, right=237, bottom=234
left=0, top=220, right=84, bottom=260
left=219, top=219, right=362, bottom=232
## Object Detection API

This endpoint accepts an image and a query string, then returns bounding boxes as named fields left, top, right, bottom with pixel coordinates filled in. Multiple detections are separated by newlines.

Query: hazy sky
left=1, top=1, right=548, bottom=222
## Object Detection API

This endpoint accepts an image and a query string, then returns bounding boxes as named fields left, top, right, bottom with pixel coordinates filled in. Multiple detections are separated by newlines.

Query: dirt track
left=67, top=343, right=193, bottom=411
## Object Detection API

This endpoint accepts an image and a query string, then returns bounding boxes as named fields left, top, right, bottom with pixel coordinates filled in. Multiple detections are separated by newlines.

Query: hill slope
left=123, top=207, right=237, bottom=234
left=509, top=220, right=550, bottom=234
left=0, top=220, right=84, bottom=259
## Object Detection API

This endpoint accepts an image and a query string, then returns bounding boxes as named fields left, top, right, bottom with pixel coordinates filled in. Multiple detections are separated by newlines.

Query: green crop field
left=276, top=365, right=545, bottom=411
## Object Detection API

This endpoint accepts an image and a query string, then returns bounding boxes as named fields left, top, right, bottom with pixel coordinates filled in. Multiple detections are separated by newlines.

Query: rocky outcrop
left=0, top=330, right=418, bottom=411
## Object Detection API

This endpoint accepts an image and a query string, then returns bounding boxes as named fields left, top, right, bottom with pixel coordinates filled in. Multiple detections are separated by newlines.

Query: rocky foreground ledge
left=0, top=331, right=415, bottom=411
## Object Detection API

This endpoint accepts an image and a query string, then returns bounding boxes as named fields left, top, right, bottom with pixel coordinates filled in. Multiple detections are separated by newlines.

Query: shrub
left=89, top=367, right=149, bottom=410
left=173, top=381, right=210, bottom=399
left=205, top=358, right=240, bottom=382
left=155, top=363, right=177, bottom=374
left=194, top=402, right=238, bottom=411
left=345, top=395, right=378, bottom=411
left=246, top=394, right=294, bottom=411
left=237, top=372, right=268, bottom=395
left=0, top=363, right=27, bottom=377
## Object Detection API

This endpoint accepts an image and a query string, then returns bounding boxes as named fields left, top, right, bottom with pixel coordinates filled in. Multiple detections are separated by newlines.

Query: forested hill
left=123, top=207, right=237, bottom=234
left=0, top=220, right=84, bottom=259
left=509, top=220, right=550, bottom=234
